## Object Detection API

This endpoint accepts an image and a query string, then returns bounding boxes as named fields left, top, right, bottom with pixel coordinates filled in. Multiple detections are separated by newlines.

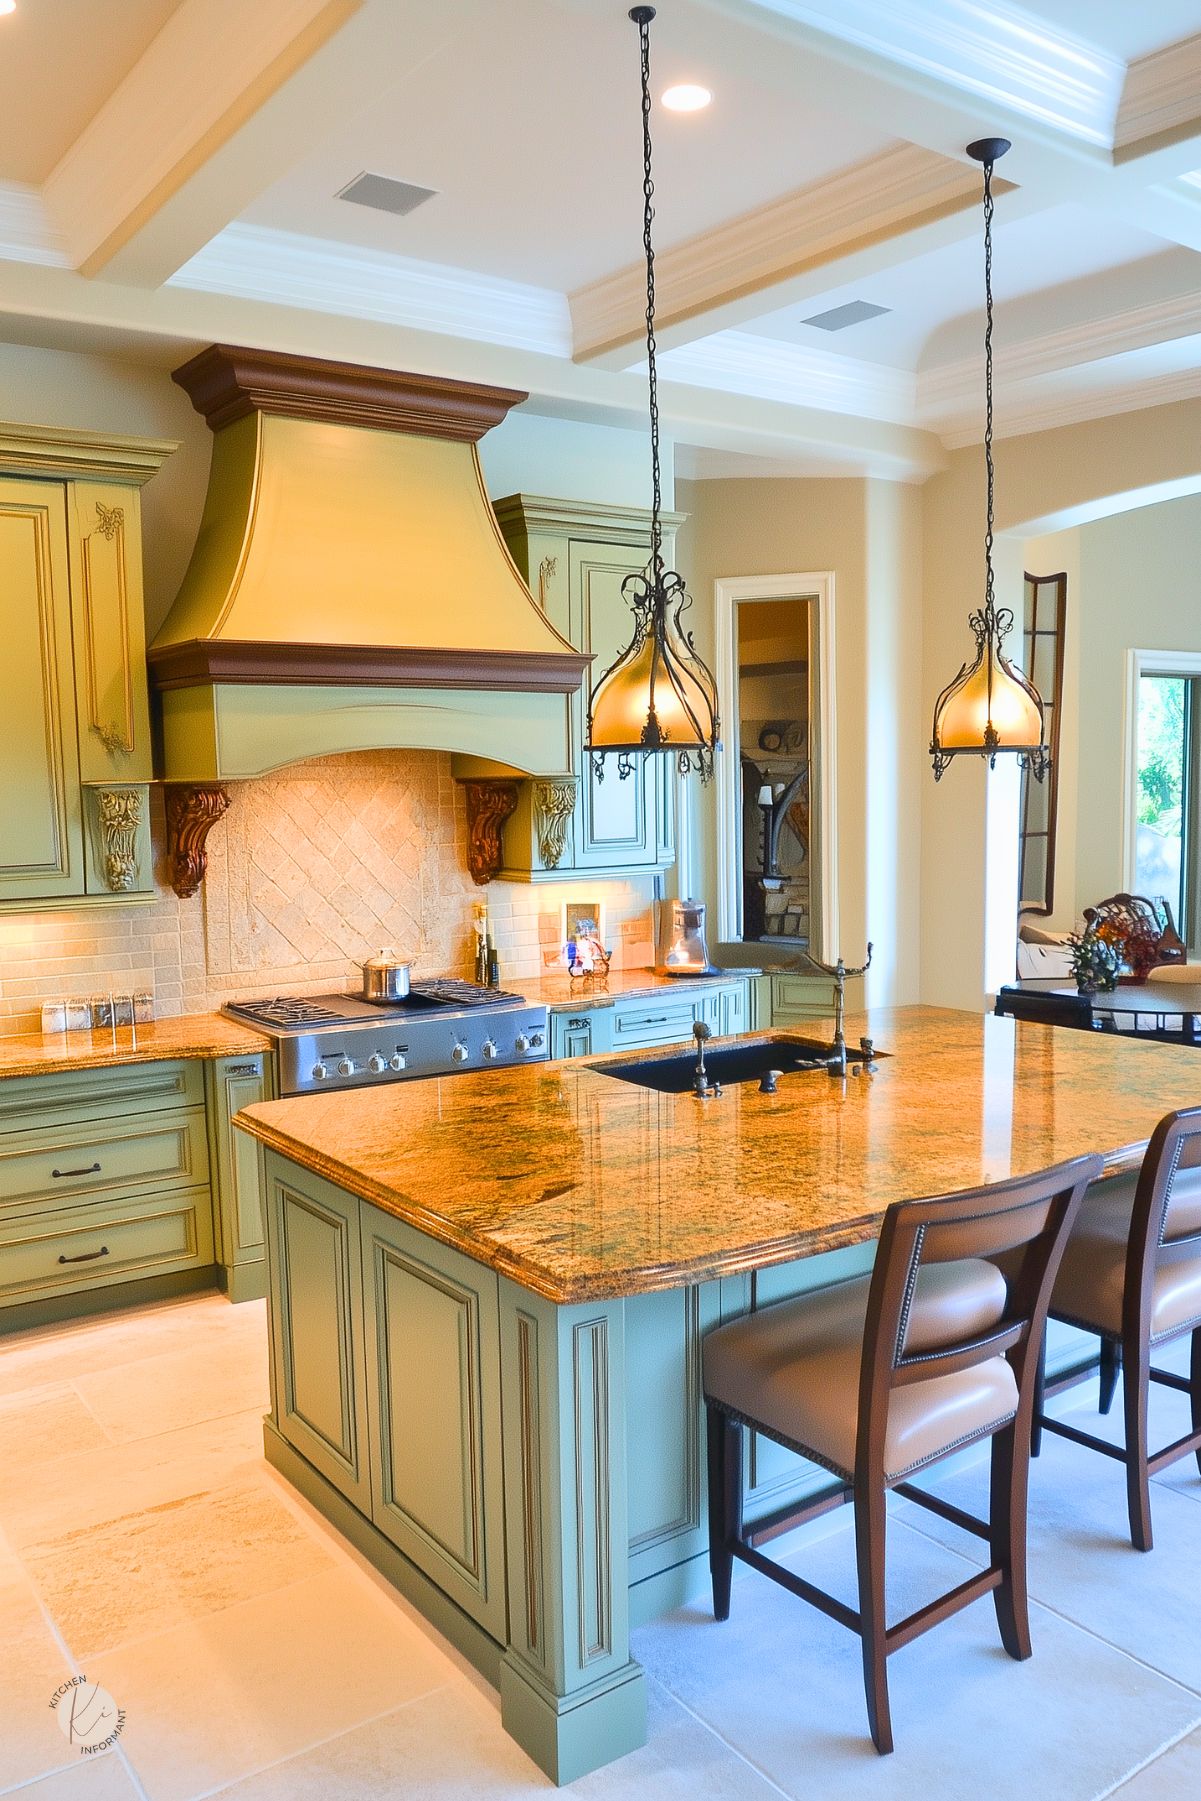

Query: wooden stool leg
left=706, top=1408, right=742, bottom=1621
left=1191, top=1327, right=1201, bottom=1478
left=1122, top=1334, right=1153, bottom=1552
left=1099, top=1338, right=1122, bottom=1414
left=854, top=1481, right=893, bottom=1755
left=989, top=1421, right=1033, bottom=1660
left=1031, top=1330, right=1046, bottom=1458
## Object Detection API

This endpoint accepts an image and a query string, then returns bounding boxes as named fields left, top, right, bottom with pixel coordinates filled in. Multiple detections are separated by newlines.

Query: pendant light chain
left=635, top=8, right=664, bottom=585
left=982, top=153, right=996, bottom=623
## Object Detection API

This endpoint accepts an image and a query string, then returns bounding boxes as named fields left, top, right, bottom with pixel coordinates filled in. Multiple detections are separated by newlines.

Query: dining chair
left=1034, top=1107, right=1201, bottom=1551
left=702, top=1153, right=1100, bottom=1754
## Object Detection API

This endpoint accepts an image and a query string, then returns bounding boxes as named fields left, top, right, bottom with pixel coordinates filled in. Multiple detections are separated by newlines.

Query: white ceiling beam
left=571, top=144, right=1020, bottom=368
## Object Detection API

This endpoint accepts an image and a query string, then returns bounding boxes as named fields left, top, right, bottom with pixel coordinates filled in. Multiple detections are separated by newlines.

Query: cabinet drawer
left=0, top=1059, right=205, bottom=1134
left=0, top=1186, right=214, bottom=1306
left=611, top=998, right=702, bottom=1049
left=0, top=1107, right=209, bottom=1211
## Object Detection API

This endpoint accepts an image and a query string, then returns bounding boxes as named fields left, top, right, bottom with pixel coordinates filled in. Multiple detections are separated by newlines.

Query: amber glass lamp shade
left=930, top=625, right=1046, bottom=777
left=588, top=608, right=717, bottom=755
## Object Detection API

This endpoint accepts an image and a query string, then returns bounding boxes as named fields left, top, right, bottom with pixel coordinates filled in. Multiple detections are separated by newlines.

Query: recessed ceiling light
left=661, top=83, right=711, bottom=112
left=0, top=3, right=17, bottom=15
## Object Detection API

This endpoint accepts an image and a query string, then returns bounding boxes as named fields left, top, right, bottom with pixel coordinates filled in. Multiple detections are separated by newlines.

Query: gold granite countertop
left=0, top=1013, right=269, bottom=1079
left=520, top=966, right=758, bottom=1012
left=236, top=1006, right=1201, bottom=1305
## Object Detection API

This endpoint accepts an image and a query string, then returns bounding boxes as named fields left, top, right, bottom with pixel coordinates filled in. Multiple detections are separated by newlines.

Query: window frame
left=1123, top=648, right=1201, bottom=946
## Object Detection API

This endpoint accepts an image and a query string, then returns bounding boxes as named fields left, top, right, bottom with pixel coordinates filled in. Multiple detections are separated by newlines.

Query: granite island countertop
left=235, top=1005, right=1201, bottom=1305
left=0, top=1012, right=269, bottom=1079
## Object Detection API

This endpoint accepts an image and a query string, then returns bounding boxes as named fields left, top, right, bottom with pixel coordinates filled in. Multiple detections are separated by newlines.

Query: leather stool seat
left=704, top=1258, right=1014, bottom=1482
left=1049, top=1170, right=1201, bottom=1341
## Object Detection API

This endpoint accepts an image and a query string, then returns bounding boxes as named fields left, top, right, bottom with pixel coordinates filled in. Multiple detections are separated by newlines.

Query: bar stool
left=1034, top=1107, right=1201, bottom=1551
left=703, top=1153, right=1099, bottom=1755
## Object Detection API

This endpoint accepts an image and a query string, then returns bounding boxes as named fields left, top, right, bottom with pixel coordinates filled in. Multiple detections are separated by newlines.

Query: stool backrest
left=1125, top=1107, right=1201, bottom=1336
left=856, top=1154, right=1101, bottom=1481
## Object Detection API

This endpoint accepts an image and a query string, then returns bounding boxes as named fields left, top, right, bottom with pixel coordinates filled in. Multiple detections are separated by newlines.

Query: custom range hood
left=149, top=345, right=589, bottom=892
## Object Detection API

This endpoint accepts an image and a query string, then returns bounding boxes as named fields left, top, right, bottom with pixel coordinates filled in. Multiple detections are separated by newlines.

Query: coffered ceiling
left=3, top=0, right=1201, bottom=482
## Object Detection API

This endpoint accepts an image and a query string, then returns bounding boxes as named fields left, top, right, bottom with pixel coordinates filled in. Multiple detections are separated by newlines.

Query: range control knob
left=529, top=1032, right=545, bottom=1049
left=337, top=1056, right=356, bottom=1077
left=451, top=1042, right=469, bottom=1064
left=367, top=1053, right=387, bottom=1074
left=515, top=1033, right=530, bottom=1053
left=482, top=1039, right=499, bottom=1061
left=311, top=1061, right=329, bottom=1081
left=389, top=1051, right=408, bottom=1072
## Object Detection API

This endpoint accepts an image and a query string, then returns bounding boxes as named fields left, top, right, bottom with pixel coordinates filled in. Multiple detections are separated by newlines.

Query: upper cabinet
left=490, top=495, right=682, bottom=881
left=0, top=427, right=176, bottom=907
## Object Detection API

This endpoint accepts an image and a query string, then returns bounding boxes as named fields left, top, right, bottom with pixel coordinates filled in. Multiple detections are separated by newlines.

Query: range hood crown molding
left=172, top=343, right=526, bottom=442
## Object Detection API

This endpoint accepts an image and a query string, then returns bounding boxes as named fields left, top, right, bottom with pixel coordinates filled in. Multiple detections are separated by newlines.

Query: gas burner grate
left=410, top=979, right=526, bottom=1008
left=226, top=996, right=357, bottom=1027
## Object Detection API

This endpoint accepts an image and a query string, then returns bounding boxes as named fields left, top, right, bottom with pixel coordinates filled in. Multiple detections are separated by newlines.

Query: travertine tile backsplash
left=0, top=750, right=656, bottom=1037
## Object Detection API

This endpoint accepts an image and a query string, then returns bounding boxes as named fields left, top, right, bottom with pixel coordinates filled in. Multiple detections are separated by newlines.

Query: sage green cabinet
left=362, top=1207, right=508, bottom=1639
left=265, top=1157, right=373, bottom=1514
left=491, top=495, right=682, bottom=881
left=550, top=1009, right=611, bottom=1061
left=207, top=1052, right=272, bottom=1303
left=0, top=429, right=174, bottom=907
left=550, top=980, right=749, bottom=1060
left=771, top=970, right=863, bottom=1026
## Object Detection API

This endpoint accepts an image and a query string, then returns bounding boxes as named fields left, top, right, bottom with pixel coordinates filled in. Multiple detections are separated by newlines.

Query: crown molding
left=658, top=331, right=916, bottom=424
left=0, top=182, right=68, bottom=267
left=940, top=364, right=1201, bottom=449
left=171, top=222, right=573, bottom=358
left=1115, top=34, right=1201, bottom=154
left=731, top=0, right=1124, bottom=145
left=919, top=287, right=1201, bottom=423
left=571, top=142, right=996, bottom=364
left=0, top=422, right=178, bottom=484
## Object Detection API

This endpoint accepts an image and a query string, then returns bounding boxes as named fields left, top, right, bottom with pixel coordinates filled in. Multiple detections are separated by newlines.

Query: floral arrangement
left=1089, top=901, right=1164, bottom=982
left=1067, top=926, right=1120, bottom=995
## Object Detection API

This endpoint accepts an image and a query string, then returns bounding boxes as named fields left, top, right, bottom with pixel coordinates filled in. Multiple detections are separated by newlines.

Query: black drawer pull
left=628, top=1015, right=669, bottom=1026
left=567, top=1017, right=589, bottom=1029
left=51, top=1162, right=102, bottom=1179
left=58, top=1245, right=109, bottom=1265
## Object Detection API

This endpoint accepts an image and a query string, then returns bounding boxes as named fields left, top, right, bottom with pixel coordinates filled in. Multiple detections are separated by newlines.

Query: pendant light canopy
left=930, top=138, right=1048, bottom=783
left=585, top=5, right=721, bottom=782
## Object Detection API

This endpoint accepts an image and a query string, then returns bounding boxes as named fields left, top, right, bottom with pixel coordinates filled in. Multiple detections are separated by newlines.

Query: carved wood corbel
left=533, top=777, right=577, bottom=870
left=164, top=783, right=230, bottom=898
left=93, top=786, right=143, bottom=892
left=459, top=779, right=519, bottom=886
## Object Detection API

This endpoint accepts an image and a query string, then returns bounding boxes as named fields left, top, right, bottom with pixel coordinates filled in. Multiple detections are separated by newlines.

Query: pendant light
left=930, top=138, right=1048, bottom=783
left=586, top=5, right=721, bottom=783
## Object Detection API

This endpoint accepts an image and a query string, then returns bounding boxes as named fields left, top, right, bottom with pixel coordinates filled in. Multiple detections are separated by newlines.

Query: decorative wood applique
left=460, top=780, right=518, bottom=886
left=80, top=499, right=135, bottom=755
left=537, top=556, right=557, bottom=610
left=164, top=783, right=230, bottom=898
left=95, top=787, right=142, bottom=892
left=533, top=778, right=576, bottom=869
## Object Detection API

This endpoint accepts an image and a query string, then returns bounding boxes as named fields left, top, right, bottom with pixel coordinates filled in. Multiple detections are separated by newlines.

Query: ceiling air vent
left=802, top=300, right=891, bottom=331
left=335, top=172, right=437, bottom=217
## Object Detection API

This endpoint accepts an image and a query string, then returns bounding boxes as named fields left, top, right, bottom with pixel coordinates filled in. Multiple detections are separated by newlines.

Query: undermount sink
left=588, top=1036, right=864, bottom=1095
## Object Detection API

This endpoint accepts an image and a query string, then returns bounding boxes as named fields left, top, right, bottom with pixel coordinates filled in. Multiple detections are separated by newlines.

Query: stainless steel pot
left=361, top=949, right=412, bottom=1003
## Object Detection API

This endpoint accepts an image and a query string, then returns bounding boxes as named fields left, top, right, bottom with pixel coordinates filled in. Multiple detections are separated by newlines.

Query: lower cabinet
left=207, top=1052, right=272, bottom=1301
left=552, top=980, right=749, bottom=1060
left=265, top=1152, right=508, bottom=1638
left=362, top=1207, right=508, bottom=1640
left=550, top=1009, right=612, bottom=1061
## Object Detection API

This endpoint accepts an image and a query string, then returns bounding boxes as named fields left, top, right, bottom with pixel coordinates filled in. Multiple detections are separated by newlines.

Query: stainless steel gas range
left=223, top=979, right=549, bottom=1097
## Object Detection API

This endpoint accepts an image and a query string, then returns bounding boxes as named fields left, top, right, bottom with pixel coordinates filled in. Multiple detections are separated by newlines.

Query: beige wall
left=676, top=475, right=923, bottom=1007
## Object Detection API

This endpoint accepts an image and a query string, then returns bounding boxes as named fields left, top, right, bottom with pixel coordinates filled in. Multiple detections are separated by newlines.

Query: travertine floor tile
left=72, top=1325, right=269, bottom=1445
left=0, top=1566, right=77, bottom=1792
left=0, top=1293, right=263, bottom=1401
left=89, top=1565, right=459, bottom=1801
left=22, top=1475, right=331, bottom=1660
left=209, top=1674, right=783, bottom=1801
left=634, top=1516, right=1201, bottom=1801
left=1110, top=1725, right=1201, bottom=1798
left=0, top=1385, right=109, bottom=1486
left=7, top=1756, right=144, bottom=1798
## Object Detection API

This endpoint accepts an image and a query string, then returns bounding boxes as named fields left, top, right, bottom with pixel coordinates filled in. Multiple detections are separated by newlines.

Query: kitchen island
left=236, top=1006, right=1201, bottom=1783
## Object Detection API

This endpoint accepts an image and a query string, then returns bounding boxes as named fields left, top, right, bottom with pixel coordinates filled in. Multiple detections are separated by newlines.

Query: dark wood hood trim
left=172, top=345, right=528, bottom=442
left=148, top=639, right=591, bottom=694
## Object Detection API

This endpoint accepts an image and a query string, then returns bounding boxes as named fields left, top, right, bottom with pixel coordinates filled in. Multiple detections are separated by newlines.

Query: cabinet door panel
left=69, top=484, right=152, bottom=784
left=0, top=480, right=82, bottom=899
left=363, top=1211, right=507, bottom=1639
left=208, top=1055, right=271, bottom=1270
left=570, top=544, right=669, bottom=872
left=626, top=1282, right=721, bottom=1586
left=265, top=1158, right=371, bottom=1512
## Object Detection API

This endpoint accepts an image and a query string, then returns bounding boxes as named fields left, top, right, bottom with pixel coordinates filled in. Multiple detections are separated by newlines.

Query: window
left=1133, top=671, right=1192, bottom=933
left=1017, top=571, right=1066, bottom=914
